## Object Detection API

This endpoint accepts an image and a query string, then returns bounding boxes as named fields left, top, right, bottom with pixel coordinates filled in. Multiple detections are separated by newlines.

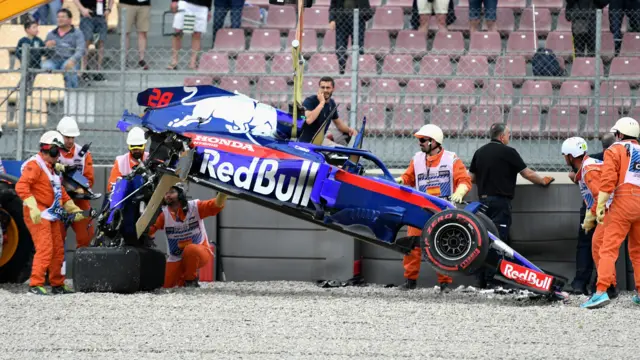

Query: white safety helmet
left=56, top=116, right=80, bottom=137
left=414, top=124, right=444, bottom=144
left=561, top=136, right=588, bottom=158
left=610, top=117, right=640, bottom=138
left=127, top=126, right=147, bottom=146
left=39, top=130, right=65, bottom=147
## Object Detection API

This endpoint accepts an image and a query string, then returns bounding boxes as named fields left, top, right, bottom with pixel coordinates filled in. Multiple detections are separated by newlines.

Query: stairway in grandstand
left=1, top=0, right=640, bottom=167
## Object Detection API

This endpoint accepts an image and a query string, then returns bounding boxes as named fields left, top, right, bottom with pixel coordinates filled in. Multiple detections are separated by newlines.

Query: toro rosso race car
left=72, top=84, right=569, bottom=300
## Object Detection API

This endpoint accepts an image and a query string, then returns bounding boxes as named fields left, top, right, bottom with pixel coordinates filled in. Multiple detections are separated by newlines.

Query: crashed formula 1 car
left=72, top=85, right=569, bottom=300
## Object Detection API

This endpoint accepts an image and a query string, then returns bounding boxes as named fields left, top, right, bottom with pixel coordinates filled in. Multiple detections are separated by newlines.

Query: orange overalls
left=575, top=155, right=615, bottom=284
left=400, top=149, right=472, bottom=285
left=16, top=154, right=73, bottom=288
left=59, top=144, right=95, bottom=248
left=149, top=198, right=224, bottom=288
left=596, top=139, right=640, bottom=293
left=106, top=151, right=150, bottom=193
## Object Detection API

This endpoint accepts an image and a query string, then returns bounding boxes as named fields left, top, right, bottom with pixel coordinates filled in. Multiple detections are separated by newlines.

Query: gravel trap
left=0, top=281, right=638, bottom=360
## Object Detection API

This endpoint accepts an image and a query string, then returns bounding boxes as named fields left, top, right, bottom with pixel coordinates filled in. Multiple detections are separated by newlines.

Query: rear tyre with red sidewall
left=421, top=208, right=490, bottom=276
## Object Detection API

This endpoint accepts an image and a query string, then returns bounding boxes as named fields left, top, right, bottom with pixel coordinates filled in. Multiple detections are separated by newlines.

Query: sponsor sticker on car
left=499, top=260, right=553, bottom=292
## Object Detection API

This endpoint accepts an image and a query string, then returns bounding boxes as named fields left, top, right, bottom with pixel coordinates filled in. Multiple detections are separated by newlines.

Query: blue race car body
left=102, top=84, right=568, bottom=298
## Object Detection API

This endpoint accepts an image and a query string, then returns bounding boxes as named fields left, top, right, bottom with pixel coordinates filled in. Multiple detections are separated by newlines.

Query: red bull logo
left=500, top=260, right=553, bottom=291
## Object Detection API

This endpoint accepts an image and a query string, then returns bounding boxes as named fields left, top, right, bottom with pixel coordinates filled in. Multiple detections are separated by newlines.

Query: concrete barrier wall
left=56, top=167, right=632, bottom=290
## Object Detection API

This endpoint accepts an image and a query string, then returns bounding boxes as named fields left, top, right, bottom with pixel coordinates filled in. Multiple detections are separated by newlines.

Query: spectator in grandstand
left=73, top=0, right=113, bottom=81
left=168, top=0, right=213, bottom=70
left=119, top=0, right=151, bottom=70
left=609, top=0, right=640, bottom=56
left=299, top=76, right=357, bottom=145
left=566, top=0, right=608, bottom=57
left=42, top=9, right=86, bottom=89
left=416, top=0, right=449, bottom=32
left=211, top=0, right=244, bottom=47
left=469, top=0, right=496, bottom=32
left=15, top=19, right=47, bottom=70
left=329, top=0, right=371, bottom=74
left=568, top=133, right=615, bottom=296
left=395, top=124, right=472, bottom=292
left=469, top=123, right=554, bottom=288
left=35, top=0, right=62, bottom=25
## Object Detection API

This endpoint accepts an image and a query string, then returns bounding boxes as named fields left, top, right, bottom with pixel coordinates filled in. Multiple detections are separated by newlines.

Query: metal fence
left=0, top=5, right=638, bottom=170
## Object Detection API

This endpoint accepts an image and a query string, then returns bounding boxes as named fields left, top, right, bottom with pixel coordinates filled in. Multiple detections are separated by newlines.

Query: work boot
left=184, top=280, right=200, bottom=288
left=398, top=279, right=417, bottom=291
left=51, top=285, right=75, bottom=294
left=439, top=282, right=451, bottom=293
left=28, top=286, right=48, bottom=295
left=607, top=285, right=619, bottom=300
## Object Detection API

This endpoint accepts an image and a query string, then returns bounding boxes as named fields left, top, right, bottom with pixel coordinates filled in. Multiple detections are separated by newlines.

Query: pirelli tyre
left=421, top=208, right=490, bottom=276
left=72, top=245, right=166, bottom=293
left=0, top=184, right=34, bottom=284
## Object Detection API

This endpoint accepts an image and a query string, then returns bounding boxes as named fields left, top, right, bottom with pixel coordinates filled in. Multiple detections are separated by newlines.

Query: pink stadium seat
left=599, top=81, right=632, bottom=110
left=249, top=0, right=269, bottom=6
left=497, top=0, right=526, bottom=10
left=468, top=31, right=502, bottom=60
left=385, top=0, right=413, bottom=9
left=213, top=29, right=246, bottom=54
left=609, top=57, right=640, bottom=87
left=249, top=29, right=283, bottom=53
left=393, top=104, right=426, bottom=134
left=266, top=6, right=297, bottom=30
left=493, top=56, right=526, bottom=86
left=381, top=54, right=415, bottom=81
left=419, top=55, right=453, bottom=85
left=256, top=76, right=289, bottom=105
left=433, top=8, right=469, bottom=33
left=320, top=30, right=349, bottom=53
left=620, top=32, right=640, bottom=56
left=466, top=105, right=505, bottom=136
left=286, top=30, right=318, bottom=53
left=369, top=0, right=383, bottom=6
left=458, top=0, right=469, bottom=7
left=303, top=7, right=330, bottom=33
left=519, top=8, right=552, bottom=36
left=570, top=57, right=603, bottom=86
left=371, top=7, right=404, bottom=33
left=184, top=76, right=213, bottom=86
left=302, top=76, right=321, bottom=93
left=234, top=53, right=267, bottom=80
left=307, top=53, right=341, bottom=74
left=489, top=8, right=515, bottom=34
left=555, top=10, right=571, bottom=32
left=584, top=106, right=620, bottom=137
left=358, top=104, right=387, bottom=134
left=345, top=54, right=378, bottom=81
left=331, top=77, right=356, bottom=106
left=314, top=0, right=331, bottom=6
left=600, top=32, right=616, bottom=62
left=198, top=52, right=230, bottom=74
left=394, top=30, right=428, bottom=56
left=558, top=81, right=592, bottom=110
left=506, top=32, right=536, bottom=60
left=508, top=106, right=542, bottom=138
left=545, top=31, right=573, bottom=61
left=441, top=79, right=476, bottom=109
left=479, top=80, right=514, bottom=108
left=218, top=77, right=252, bottom=95
left=545, top=106, right=581, bottom=138
left=429, top=105, right=464, bottom=135
left=365, top=78, right=402, bottom=107
left=241, top=6, right=262, bottom=28
left=403, top=79, right=438, bottom=107
left=269, top=53, right=294, bottom=79
left=364, top=29, right=392, bottom=56
left=532, top=0, right=563, bottom=11
left=456, top=55, right=489, bottom=86
left=519, top=80, right=553, bottom=109
left=431, top=31, right=465, bottom=59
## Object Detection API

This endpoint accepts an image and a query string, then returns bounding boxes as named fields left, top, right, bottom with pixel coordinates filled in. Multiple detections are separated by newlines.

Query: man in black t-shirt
left=299, top=76, right=356, bottom=146
left=469, top=123, right=554, bottom=288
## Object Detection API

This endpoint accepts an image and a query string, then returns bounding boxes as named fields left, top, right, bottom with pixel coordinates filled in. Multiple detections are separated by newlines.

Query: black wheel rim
left=434, top=223, right=472, bottom=261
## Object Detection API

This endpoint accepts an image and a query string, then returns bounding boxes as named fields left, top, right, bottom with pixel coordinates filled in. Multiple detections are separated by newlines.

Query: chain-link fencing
left=1, top=4, right=639, bottom=170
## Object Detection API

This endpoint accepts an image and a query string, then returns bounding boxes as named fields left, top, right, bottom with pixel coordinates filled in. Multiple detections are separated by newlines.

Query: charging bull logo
left=167, top=87, right=277, bottom=136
